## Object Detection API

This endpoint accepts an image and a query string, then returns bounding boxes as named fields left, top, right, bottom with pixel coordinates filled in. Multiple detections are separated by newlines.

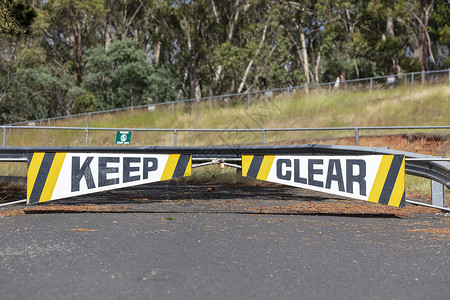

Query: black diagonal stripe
left=399, top=191, right=405, bottom=208
left=29, top=153, right=55, bottom=204
left=246, top=155, right=264, bottom=179
left=27, top=152, right=34, bottom=169
left=172, top=154, right=191, bottom=178
left=378, top=155, right=403, bottom=205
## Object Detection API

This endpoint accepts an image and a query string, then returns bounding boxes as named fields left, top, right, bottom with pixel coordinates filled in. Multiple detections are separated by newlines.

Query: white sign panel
left=242, top=155, right=405, bottom=207
left=27, top=152, right=191, bottom=204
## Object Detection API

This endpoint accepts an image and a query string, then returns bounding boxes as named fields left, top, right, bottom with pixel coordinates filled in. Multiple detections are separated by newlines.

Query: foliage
left=0, top=0, right=37, bottom=35
left=0, top=65, right=75, bottom=123
left=0, top=0, right=449, bottom=124
left=83, top=39, right=178, bottom=111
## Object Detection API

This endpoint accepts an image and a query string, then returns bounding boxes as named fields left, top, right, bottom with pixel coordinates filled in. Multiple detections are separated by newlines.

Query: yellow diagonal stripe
left=388, top=157, right=405, bottom=207
left=256, top=155, right=275, bottom=181
left=39, top=153, right=67, bottom=203
left=184, top=156, right=192, bottom=177
left=241, top=155, right=253, bottom=177
left=160, top=154, right=180, bottom=181
left=368, top=155, right=393, bottom=203
left=27, top=152, right=45, bottom=200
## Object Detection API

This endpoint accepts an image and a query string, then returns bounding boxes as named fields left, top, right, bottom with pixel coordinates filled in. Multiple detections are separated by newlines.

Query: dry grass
left=124, top=84, right=447, bottom=151
left=0, top=178, right=26, bottom=204
left=5, top=83, right=449, bottom=146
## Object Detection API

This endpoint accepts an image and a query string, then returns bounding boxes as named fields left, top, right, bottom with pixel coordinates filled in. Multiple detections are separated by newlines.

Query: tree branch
left=237, top=25, right=267, bottom=94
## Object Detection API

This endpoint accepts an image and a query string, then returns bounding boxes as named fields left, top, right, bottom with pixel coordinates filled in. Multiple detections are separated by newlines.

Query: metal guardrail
left=1, top=145, right=449, bottom=188
left=5, top=69, right=450, bottom=126
left=0, top=144, right=448, bottom=210
left=2, top=125, right=449, bottom=148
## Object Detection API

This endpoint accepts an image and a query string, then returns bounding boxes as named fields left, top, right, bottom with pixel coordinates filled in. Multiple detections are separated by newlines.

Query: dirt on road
left=0, top=182, right=447, bottom=223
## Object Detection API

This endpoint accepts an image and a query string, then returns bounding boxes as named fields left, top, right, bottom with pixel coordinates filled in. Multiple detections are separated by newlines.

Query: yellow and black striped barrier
left=242, top=154, right=405, bottom=207
left=26, top=150, right=406, bottom=208
left=27, top=152, right=191, bottom=205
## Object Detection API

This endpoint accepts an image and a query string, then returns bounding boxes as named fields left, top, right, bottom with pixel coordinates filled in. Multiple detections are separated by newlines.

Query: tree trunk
left=251, top=43, right=276, bottom=91
left=300, top=31, right=310, bottom=92
left=420, top=1, right=433, bottom=82
left=154, top=41, right=161, bottom=65
left=386, top=16, right=394, bottom=36
left=75, top=11, right=83, bottom=86
left=411, top=0, right=435, bottom=82
left=386, top=16, right=403, bottom=74
left=237, top=25, right=267, bottom=94
left=353, top=59, right=359, bottom=78
left=299, top=31, right=310, bottom=93
left=314, top=52, right=321, bottom=83
left=212, top=0, right=240, bottom=91
left=105, top=0, right=113, bottom=50
left=419, top=22, right=428, bottom=82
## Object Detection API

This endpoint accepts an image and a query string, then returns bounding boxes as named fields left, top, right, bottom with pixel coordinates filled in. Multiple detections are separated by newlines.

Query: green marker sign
left=116, top=131, right=132, bottom=145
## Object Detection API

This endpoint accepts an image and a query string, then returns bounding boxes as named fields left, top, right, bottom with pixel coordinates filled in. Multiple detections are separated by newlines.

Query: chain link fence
left=2, top=126, right=449, bottom=157
left=6, top=69, right=450, bottom=127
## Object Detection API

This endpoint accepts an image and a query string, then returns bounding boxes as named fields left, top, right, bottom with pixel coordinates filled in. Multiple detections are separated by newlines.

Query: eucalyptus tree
left=83, top=38, right=178, bottom=110
left=430, top=0, right=450, bottom=67
left=103, top=0, right=147, bottom=49
left=0, top=0, right=36, bottom=35
left=39, top=0, right=106, bottom=85
left=0, top=47, right=79, bottom=123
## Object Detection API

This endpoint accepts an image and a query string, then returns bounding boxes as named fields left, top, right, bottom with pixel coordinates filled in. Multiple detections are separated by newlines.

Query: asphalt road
left=0, top=184, right=449, bottom=300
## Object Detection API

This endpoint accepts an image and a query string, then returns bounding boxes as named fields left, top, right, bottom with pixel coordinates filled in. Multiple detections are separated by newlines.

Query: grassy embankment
left=57, top=82, right=450, bottom=130
left=1, top=83, right=449, bottom=202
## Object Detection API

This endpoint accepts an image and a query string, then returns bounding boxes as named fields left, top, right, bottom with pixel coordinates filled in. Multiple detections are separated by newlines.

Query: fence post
left=355, top=128, right=359, bottom=146
left=262, top=129, right=266, bottom=146
left=85, top=129, right=89, bottom=147
left=88, top=113, right=91, bottom=126
left=209, top=96, right=212, bottom=111
left=448, top=69, right=450, bottom=88
left=2, top=127, right=5, bottom=147
left=431, top=180, right=445, bottom=208
left=287, top=87, right=290, bottom=97
left=172, top=102, right=174, bottom=118
left=370, top=78, right=373, bottom=96
left=411, top=73, right=414, bottom=94
left=328, top=83, right=331, bottom=96
left=174, top=129, right=178, bottom=146
left=247, top=92, right=250, bottom=109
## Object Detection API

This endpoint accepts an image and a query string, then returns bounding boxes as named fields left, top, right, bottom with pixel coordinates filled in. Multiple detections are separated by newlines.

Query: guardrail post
left=411, top=73, right=414, bottom=94
left=262, top=129, right=266, bottom=146
left=85, top=129, right=89, bottom=147
left=431, top=180, right=445, bottom=208
left=247, top=92, right=250, bottom=109
left=2, top=127, right=5, bottom=147
left=174, top=129, right=178, bottom=146
left=370, top=78, right=373, bottom=96
left=355, top=128, right=359, bottom=146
